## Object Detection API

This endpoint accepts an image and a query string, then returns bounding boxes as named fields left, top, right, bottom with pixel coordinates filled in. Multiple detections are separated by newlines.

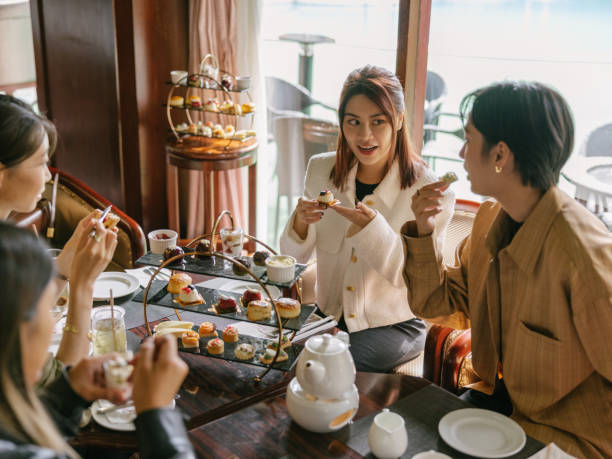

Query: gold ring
left=93, top=233, right=102, bottom=242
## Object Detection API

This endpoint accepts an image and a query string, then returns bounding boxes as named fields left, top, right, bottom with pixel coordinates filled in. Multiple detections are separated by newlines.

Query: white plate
left=438, top=408, right=526, bottom=458
left=200, top=278, right=282, bottom=300
left=91, top=399, right=175, bottom=431
left=93, top=272, right=141, bottom=301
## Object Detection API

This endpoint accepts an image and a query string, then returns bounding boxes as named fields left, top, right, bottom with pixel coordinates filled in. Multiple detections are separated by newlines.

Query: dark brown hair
left=331, top=65, right=423, bottom=190
left=460, top=81, right=574, bottom=191
left=0, top=95, right=57, bottom=168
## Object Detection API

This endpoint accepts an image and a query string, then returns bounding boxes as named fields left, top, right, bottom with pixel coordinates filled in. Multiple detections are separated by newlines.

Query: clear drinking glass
left=220, top=227, right=244, bottom=257
left=92, top=306, right=127, bottom=356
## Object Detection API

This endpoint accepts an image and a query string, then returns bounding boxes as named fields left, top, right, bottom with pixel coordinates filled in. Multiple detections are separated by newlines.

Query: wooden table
left=165, top=136, right=258, bottom=242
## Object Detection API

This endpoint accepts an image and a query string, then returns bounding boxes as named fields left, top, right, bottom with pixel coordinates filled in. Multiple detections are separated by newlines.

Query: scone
left=234, top=343, right=255, bottom=360
left=181, top=330, right=200, bottom=350
left=247, top=299, right=271, bottom=321
left=198, top=321, right=217, bottom=339
left=274, top=298, right=301, bottom=319
left=207, top=338, right=224, bottom=355
left=169, top=95, right=184, bottom=107
left=167, top=273, right=192, bottom=294
left=260, top=349, right=288, bottom=364
left=222, top=325, right=239, bottom=343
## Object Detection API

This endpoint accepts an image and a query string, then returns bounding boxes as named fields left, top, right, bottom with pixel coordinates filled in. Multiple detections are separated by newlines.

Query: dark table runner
left=334, top=384, right=544, bottom=458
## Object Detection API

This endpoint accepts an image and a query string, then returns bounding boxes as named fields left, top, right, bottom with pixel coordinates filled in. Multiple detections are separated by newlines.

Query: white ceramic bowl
left=265, top=255, right=296, bottom=283
left=148, top=229, right=178, bottom=254
left=235, top=76, right=251, bottom=90
left=170, top=70, right=188, bottom=84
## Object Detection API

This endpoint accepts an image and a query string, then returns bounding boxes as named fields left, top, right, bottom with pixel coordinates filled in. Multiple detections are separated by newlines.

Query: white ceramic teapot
left=295, top=332, right=356, bottom=400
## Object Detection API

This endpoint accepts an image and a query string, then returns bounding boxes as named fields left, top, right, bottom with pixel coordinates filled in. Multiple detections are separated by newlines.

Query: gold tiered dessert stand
left=141, top=210, right=300, bottom=383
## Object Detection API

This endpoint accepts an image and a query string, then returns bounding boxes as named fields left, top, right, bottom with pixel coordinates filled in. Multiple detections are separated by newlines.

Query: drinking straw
left=110, top=289, right=117, bottom=352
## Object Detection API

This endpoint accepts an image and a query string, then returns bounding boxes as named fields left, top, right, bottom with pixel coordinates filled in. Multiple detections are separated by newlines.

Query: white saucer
left=91, top=399, right=175, bottom=431
left=93, top=272, right=140, bottom=301
left=438, top=408, right=526, bottom=458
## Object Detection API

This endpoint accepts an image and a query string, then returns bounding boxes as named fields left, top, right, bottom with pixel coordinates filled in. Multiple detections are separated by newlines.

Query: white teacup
left=235, top=76, right=251, bottom=91
left=170, top=70, right=188, bottom=84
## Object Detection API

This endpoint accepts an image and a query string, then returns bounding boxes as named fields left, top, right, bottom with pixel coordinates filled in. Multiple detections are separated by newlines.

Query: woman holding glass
left=0, top=222, right=194, bottom=458
left=280, top=66, right=454, bottom=372
left=0, top=95, right=116, bottom=385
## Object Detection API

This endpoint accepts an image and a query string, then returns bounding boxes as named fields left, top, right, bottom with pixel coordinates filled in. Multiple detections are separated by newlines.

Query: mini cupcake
left=207, top=338, right=224, bottom=355
left=198, top=321, right=217, bottom=338
left=181, top=330, right=199, bottom=350
left=222, top=325, right=239, bottom=343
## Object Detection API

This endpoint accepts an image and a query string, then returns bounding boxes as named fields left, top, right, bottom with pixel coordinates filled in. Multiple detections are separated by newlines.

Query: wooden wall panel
left=35, top=0, right=124, bottom=208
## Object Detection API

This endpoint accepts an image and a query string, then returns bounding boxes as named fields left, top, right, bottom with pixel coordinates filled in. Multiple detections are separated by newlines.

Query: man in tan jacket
left=402, top=81, right=612, bottom=458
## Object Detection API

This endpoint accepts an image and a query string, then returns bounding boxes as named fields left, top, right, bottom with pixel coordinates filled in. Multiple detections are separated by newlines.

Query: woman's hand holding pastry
left=293, top=197, right=324, bottom=239
left=68, top=354, right=129, bottom=404
left=69, top=217, right=117, bottom=287
left=411, top=181, right=446, bottom=236
left=131, top=336, right=188, bottom=414
left=329, top=201, right=376, bottom=229
left=54, top=210, right=101, bottom=278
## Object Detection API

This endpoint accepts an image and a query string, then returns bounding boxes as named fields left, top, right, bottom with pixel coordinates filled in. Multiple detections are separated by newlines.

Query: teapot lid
left=305, top=333, right=347, bottom=355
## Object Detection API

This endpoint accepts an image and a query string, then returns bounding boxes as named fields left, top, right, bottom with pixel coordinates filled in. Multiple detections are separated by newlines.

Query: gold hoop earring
left=495, top=166, right=502, bottom=174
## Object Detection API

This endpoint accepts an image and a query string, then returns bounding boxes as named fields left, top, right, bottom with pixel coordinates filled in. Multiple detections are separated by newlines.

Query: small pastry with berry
left=222, top=325, right=239, bottom=343
left=242, top=288, right=262, bottom=304
left=181, top=330, right=200, bottom=350
left=260, top=348, right=288, bottom=364
left=193, top=239, right=212, bottom=259
left=207, top=338, right=224, bottom=355
left=188, top=95, right=202, bottom=108
left=163, top=246, right=185, bottom=265
left=198, top=321, right=218, bottom=338
left=217, top=296, right=238, bottom=313
left=234, top=343, right=255, bottom=360
left=176, top=285, right=204, bottom=306
left=317, top=189, right=338, bottom=208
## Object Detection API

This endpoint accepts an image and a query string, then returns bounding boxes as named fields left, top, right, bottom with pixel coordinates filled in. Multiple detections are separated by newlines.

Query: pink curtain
left=182, top=0, right=246, bottom=237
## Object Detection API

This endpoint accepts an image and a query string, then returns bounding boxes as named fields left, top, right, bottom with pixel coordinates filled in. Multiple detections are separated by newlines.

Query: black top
left=355, top=179, right=379, bottom=203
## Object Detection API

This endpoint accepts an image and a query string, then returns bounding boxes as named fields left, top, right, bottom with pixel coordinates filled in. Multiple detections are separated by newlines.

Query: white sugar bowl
left=295, top=333, right=356, bottom=399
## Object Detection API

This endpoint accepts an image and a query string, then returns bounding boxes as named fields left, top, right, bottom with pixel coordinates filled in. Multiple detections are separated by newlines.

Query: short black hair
left=459, top=81, right=574, bottom=191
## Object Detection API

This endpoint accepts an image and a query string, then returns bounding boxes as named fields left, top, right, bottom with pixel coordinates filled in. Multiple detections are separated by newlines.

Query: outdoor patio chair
left=580, top=122, right=612, bottom=157
left=423, top=71, right=448, bottom=143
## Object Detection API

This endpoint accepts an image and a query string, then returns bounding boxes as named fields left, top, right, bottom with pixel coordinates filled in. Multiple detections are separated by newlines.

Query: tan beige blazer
left=402, top=187, right=612, bottom=458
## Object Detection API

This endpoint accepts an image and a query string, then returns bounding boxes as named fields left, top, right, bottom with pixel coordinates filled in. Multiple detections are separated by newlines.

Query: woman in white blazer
left=280, top=66, right=454, bottom=372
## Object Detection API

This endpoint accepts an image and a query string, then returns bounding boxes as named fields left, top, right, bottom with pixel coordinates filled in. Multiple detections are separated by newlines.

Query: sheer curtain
left=185, top=0, right=246, bottom=237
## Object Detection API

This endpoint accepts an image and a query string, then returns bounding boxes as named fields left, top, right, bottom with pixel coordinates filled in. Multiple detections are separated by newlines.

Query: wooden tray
left=136, top=250, right=307, bottom=289
left=133, top=280, right=316, bottom=331
left=177, top=326, right=299, bottom=372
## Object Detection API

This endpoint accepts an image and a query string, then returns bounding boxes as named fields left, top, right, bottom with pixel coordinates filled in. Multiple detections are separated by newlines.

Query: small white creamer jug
left=368, top=408, right=408, bottom=459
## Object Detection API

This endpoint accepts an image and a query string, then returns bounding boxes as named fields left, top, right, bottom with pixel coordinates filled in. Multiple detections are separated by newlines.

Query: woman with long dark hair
left=0, top=94, right=116, bottom=384
left=0, top=222, right=194, bottom=458
left=280, top=65, right=454, bottom=372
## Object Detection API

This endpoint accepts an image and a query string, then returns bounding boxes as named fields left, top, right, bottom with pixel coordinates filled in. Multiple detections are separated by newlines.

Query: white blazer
left=280, top=152, right=454, bottom=333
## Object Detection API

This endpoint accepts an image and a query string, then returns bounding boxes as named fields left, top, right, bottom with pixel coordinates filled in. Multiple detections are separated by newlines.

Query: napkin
left=528, top=443, right=577, bottom=459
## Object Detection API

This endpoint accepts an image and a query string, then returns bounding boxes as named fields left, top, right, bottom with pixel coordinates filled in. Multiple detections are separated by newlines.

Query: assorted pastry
left=193, top=239, right=212, bottom=259
left=317, top=189, right=339, bottom=207
left=260, top=348, right=289, bottom=364
left=102, top=212, right=120, bottom=230
left=217, top=296, right=238, bottom=313
left=198, top=321, right=218, bottom=338
left=181, top=330, right=200, bottom=350
left=266, top=334, right=291, bottom=350
left=222, top=325, right=239, bottom=343
left=234, top=343, right=255, bottom=360
left=175, top=285, right=204, bottom=306
left=167, top=272, right=192, bottom=294
left=439, top=171, right=459, bottom=185
left=246, top=299, right=272, bottom=321
left=170, top=95, right=184, bottom=107
left=188, top=95, right=202, bottom=108
left=231, top=256, right=251, bottom=276
left=242, top=288, right=262, bottom=304
left=174, top=122, right=255, bottom=141
left=207, top=338, right=225, bottom=355
left=252, top=250, right=270, bottom=267
left=274, top=297, right=301, bottom=319
left=163, top=246, right=185, bottom=265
